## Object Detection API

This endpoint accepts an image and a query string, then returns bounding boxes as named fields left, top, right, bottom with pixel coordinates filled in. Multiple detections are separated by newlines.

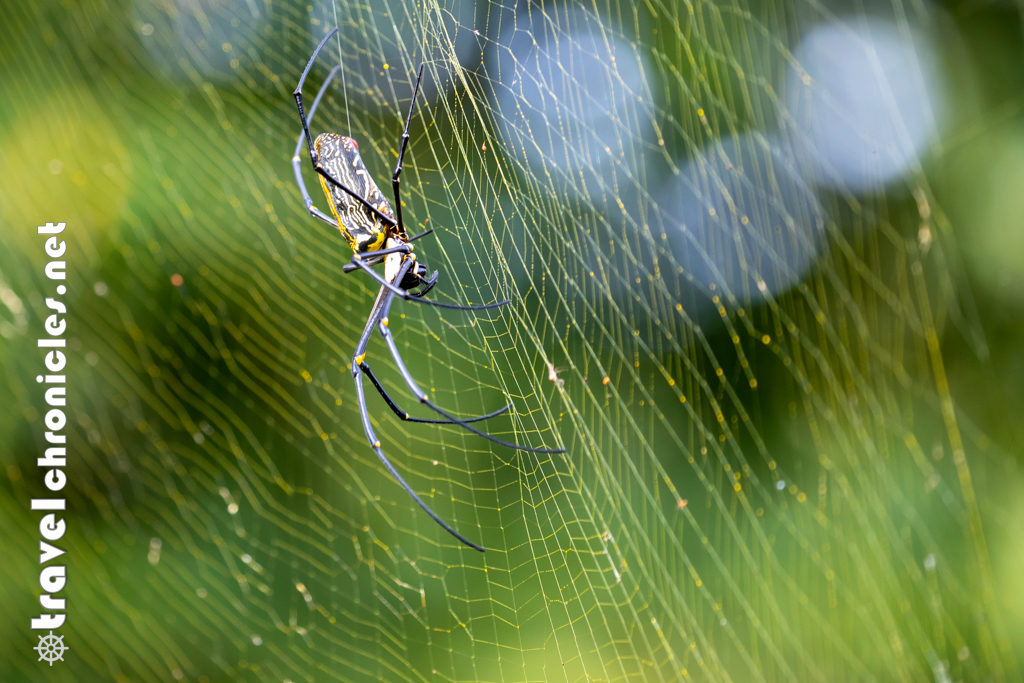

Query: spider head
left=401, top=259, right=438, bottom=297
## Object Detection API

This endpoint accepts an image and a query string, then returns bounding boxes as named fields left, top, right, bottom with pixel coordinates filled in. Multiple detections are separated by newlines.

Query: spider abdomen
left=314, top=132, right=394, bottom=253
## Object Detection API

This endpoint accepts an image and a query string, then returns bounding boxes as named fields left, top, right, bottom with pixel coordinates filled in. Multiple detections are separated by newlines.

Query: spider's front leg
left=292, top=63, right=343, bottom=229
left=349, top=250, right=506, bottom=311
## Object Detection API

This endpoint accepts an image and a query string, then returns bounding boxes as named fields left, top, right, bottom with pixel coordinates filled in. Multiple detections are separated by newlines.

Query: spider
left=292, top=28, right=563, bottom=552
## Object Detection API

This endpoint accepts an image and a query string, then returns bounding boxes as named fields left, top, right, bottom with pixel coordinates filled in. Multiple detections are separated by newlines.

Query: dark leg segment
left=343, top=256, right=383, bottom=274
left=412, top=269, right=438, bottom=298
left=294, top=29, right=338, bottom=172
left=391, top=63, right=425, bottom=237
left=293, top=63, right=343, bottom=227
left=360, top=361, right=511, bottom=424
left=343, top=244, right=410, bottom=274
left=376, top=315, right=565, bottom=455
left=356, top=244, right=413, bottom=260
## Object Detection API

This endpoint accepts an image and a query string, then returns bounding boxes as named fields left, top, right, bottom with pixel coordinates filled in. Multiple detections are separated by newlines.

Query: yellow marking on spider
left=373, top=440, right=381, bottom=448
left=367, top=230, right=386, bottom=251
left=382, top=317, right=389, bottom=326
left=355, top=353, right=366, bottom=364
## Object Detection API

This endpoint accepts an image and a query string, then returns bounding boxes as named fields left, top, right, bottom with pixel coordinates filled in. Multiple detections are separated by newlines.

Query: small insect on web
left=292, top=28, right=564, bottom=552
left=547, top=363, right=565, bottom=388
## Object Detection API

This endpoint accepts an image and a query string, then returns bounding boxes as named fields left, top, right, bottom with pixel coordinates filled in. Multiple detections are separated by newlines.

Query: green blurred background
left=1, top=0, right=1023, bottom=681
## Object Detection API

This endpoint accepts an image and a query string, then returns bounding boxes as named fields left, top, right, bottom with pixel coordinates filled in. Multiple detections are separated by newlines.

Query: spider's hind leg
left=352, top=366, right=486, bottom=552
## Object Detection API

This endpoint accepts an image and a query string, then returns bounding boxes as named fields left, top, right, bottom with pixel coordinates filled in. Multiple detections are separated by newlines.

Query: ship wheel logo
left=34, top=630, right=68, bottom=665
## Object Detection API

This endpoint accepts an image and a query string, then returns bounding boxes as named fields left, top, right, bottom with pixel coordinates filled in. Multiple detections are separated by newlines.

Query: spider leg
left=343, top=244, right=410, bottom=273
left=350, top=267, right=485, bottom=552
left=293, top=64, right=343, bottom=228
left=358, top=245, right=413, bottom=259
left=355, top=244, right=436, bottom=296
left=360, top=361, right=512, bottom=424
left=350, top=255, right=509, bottom=311
left=345, top=253, right=434, bottom=291
left=343, top=256, right=383, bottom=274
left=408, top=228, right=434, bottom=242
left=294, top=27, right=398, bottom=231
left=376, top=315, right=565, bottom=455
left=392, top=62, right=425, bottom=237
left=353, top=364, right=485, bottom=552
left=413, top=269, right=439, bottom=298
left=294, top=29, right=338, bottom=170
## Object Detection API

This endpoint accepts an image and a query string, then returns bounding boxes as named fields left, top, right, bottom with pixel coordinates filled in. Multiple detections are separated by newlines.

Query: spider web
left=0, top=0, right=1021, bottom=681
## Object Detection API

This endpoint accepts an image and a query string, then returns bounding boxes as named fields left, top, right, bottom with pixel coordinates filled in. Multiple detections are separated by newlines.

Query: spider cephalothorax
left=292, top=28, right=562, bottom=552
